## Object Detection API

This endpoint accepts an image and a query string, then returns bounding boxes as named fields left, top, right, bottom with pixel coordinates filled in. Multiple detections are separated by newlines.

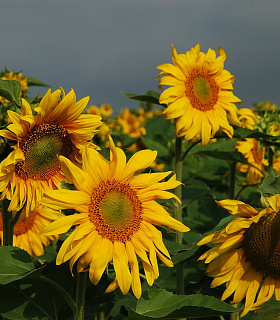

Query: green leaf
left=257, top=171, right=280, bottom=198
left=145, top=115, right=175, bottom=142
left=0, top=79, right=22, bottom=105
left=163, top=233, right=203, bottom=264
left=141, top=136, right=170, bottom=157
left=204, top=215, right=236, bottom=236
left=192, top=149, right=247, bottom=163
left=258, top=300, right=280, bottom=320
left=182, top=178, right=213, bottom=207
left=126, top=288, right=238, bottom=319
left=121, top=90, right=161, bottom=105
left=0, top=246, right=34, bottom=285
left=27, top=77, right=51, bottom=87
left=0, top=276, right=69, bottom=320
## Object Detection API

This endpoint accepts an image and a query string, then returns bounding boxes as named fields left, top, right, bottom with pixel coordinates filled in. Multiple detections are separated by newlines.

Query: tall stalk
left=75, top=271, right=88, bottom=320
left=174, top=136, right=184, bottom=295
left=2, top=199, right=15, bottom=246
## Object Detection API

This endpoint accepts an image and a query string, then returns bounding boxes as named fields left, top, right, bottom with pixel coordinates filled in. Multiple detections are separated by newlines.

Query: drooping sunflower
left=157, top=45, right=241, bottom=145
left=269, top=121, right=280, bottom=136
left=237, top=108, right=257, bottom=130
left=198, top=196, right=280, bottom=316
left=235, top=138, right=268, bottom=184
left=0, top=88, right=102, bottom=214
left=0, top=205, right=62, bottom=256
left=41, top=136, right=189, bottom=298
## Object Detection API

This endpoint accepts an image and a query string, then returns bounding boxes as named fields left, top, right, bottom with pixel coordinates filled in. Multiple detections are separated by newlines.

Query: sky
left=2, top=0, right=280, bottom=114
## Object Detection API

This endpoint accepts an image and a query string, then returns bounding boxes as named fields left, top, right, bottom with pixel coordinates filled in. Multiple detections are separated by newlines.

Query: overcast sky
left=2, top=0, right=280, bottom=113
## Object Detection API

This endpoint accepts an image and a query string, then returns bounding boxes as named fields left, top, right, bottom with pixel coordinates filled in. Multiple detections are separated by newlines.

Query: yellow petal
left=41, top=213, right=88, bottom=236
left=89, top=236, right=113, bottom=285
left=126, top=241, right=142, bottom=299
left=121, top=150, right=157, bottom=182
left=130, top=171, right=173, bottom=189
left=113, top=241, right=131, bottom=295
left=59, top=156, right=94, bottom=194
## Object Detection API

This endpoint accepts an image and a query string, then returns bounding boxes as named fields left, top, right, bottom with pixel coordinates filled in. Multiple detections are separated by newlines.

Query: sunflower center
left=89, top=180, right=142, bottom=242
left=185, top=72, right=219, bottom=111
left=15, top=123, right=72, bottom=180
left=243, top=211, right=280, bottom=278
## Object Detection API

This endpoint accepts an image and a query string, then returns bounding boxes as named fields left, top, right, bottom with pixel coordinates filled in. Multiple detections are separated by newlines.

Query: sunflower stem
left=174, top=136, right=185, bottom=297
left=1, top=199, right=14, bottom=246
left=181, top=138, right=201, bottom=162
left=268, top=147, right=274, bottom=173
left=75, top=271, right=88, bottom=320
left=229, top=161, right=236, bottom=199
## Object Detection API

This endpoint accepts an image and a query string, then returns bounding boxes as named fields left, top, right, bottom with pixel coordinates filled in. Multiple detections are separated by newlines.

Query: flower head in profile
left=157, top=45, right=241, bottom=145
left=41, top=136, right=189, bottom=298
left=198, top=196, right=280, bottom=316
left=0, top=205, right=62, bottom=256
left=237, top=108, right=257, bottom=130
left=0, top=88, right=102, bottom=214
left=235, top=138, right=268, bottom=185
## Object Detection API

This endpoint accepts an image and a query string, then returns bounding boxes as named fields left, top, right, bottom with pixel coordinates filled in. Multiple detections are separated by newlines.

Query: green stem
left=229, top=161, right=236, bottom=199
left=268, top=147, right=274, bottom=173
left=174, top=136, right=184, bottom=296
left=75, top=271, right=88, bottom=320
left=1, top=199, right=14, bottom=246
left=181, top=138, right=201, bottom=162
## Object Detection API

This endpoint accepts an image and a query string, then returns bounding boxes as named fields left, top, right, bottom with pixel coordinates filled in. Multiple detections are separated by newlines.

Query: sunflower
left=100, top=103, right=113, bottom=117
left=117, top=109, right=146, bottom=138
left=41, top=136, right=189, bottom=298
left=198, top=196, right=280, bottom=316
left=156, top=45, right=241, bottom=145
left=0, top=88, right=102, bottom=214
left=235, top=138, right=268, bottom=184
left=269, top=121, right=280, bottom=136
left=0, top=205, right=62, bottom=256
left=237, top=108, right=257, bottom=130
left=86, top=105, right=101, bottom=116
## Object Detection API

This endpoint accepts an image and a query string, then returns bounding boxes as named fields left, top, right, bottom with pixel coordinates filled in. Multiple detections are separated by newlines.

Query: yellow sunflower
left=235, top=138, right=268, bottom=184
left=86, top=105, right=101, bottom=116
left=0, top=88, right=102, bottom=214
left=198, top=196, right=280, bottom=316
left=157, top=45, right=241, bottom=145
left=100, top=103, right=113, bottom=117
left=237, top=108, right=257, bottom=130
left=0, top=205, right=62, bottom=256
left=269, top=121, right=280, bottom=136
left=41, top=136, right=189, bottom=298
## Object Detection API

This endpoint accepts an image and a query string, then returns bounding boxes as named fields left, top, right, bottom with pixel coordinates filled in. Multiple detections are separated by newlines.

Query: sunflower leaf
left=258, top=300, right=280, bottom=320
left=0, top=276, right=68, bottom=320
left=126, top=289, right=238, bottom=319
left=0, top=79, right=22, bottom=105
left=257, top=171, right=280, bottom=198
left=0, top=246, right=35, bottom=285
left=141, top=136, right=170, bottom=158
left=27, top=77, right=51, bottom=87
left=121, top=90, right=162, bottom=105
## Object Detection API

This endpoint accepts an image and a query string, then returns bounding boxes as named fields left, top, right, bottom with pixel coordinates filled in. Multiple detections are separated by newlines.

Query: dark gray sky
left=2, top=0, right=280, bottom=113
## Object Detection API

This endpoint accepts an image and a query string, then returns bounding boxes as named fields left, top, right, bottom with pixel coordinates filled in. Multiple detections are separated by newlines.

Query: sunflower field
left=0, top=45, right=280, bottom=320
